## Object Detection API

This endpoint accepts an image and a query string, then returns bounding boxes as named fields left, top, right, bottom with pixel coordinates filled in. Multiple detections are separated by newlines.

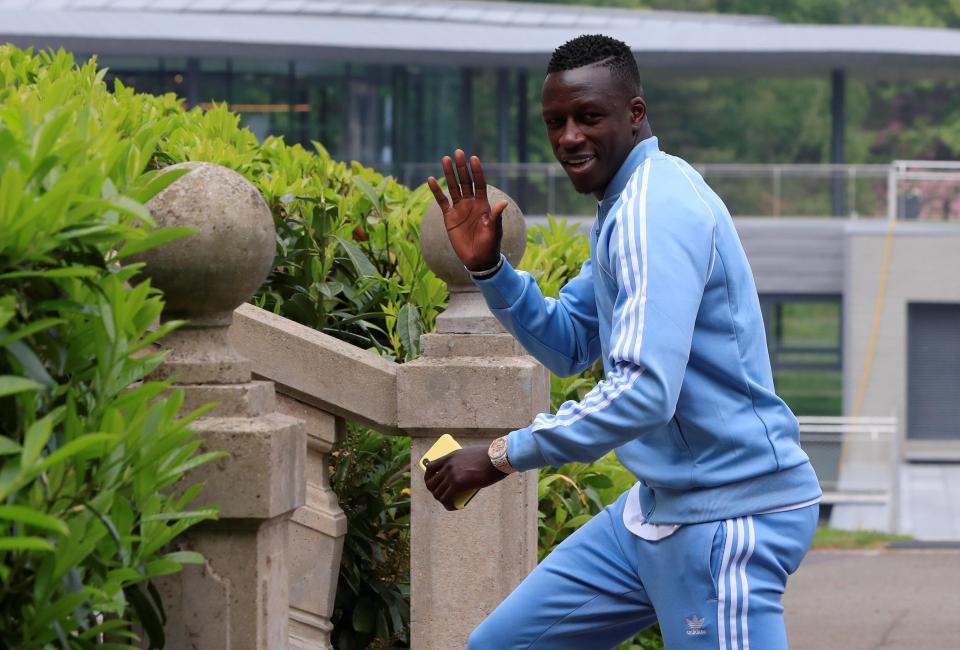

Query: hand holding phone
left=419, top=434, right=479, bottom=510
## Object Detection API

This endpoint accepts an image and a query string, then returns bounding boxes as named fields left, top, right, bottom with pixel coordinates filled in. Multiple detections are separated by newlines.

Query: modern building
left=3, top=0, right=959, bottom=538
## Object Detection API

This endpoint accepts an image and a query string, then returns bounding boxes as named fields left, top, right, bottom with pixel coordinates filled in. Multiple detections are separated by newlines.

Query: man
left=424, top=34, right=821, bottom=649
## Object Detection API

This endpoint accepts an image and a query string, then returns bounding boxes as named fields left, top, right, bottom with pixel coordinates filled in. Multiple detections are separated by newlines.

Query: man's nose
left=557, top=119, right=584, bottom=148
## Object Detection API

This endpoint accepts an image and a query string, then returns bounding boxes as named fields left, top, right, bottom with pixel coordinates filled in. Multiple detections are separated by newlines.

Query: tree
left=499, top=0, right=960, bottom=163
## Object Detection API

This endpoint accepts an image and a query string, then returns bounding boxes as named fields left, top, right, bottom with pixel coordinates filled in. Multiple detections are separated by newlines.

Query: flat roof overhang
left=3, top=2, right=960, bottom=79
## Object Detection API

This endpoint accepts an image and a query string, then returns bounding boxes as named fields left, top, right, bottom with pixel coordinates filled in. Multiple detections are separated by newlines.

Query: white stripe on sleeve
left=525, top=161, right=651, bottom=437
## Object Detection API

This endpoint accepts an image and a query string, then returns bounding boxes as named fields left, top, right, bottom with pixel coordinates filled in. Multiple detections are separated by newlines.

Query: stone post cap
left=421, top=185, right=527, bottom=288
left=133, top=162, right=276, bottom=326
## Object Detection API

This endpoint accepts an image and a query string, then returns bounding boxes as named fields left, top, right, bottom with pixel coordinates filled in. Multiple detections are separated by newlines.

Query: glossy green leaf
left=0, top=436, right=21, bottom=455
left=0, top=536, right=54, bottom=552
left=0, top=505, right=69, bottom=536
left=334, top=236, right=378, bottom=278
left=21, top=408, right=59, bottom=467
left=0, top=375, right=42, bottom=398
left=162, top=550, right=204, bottom=565
left=396, top=302, right=420, bottom=358
left=117, top=226, right=195, bottom=259
left=0, top=318, right=66, bottom=346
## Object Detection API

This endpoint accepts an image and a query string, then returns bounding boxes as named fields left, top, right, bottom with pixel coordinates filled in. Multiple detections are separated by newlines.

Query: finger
left=426, top=177, right=450, bottom=212
left=470, top=156, right=488, bottom=204
left=425, top=467, right=447, bottom=493
left=442, top=156, right=461, bottom=203
left=437, top=483, right=458, bottom=511
left=423, top=455, right=446, bottom=481
left=490, top=200, right=508, bottom=224
left=455, top=149, right=473, bottom=199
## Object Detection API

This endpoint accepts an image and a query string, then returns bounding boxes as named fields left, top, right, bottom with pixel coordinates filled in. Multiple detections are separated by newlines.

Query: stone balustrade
left=137, top=163, right=548, bottom=648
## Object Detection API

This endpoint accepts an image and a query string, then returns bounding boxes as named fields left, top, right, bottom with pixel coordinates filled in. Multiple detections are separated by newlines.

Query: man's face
left=541, top=64, right=645, bottom=198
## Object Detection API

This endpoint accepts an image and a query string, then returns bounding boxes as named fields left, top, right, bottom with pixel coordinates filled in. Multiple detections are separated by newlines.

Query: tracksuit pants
left=468, top=490, right=818, bottom=649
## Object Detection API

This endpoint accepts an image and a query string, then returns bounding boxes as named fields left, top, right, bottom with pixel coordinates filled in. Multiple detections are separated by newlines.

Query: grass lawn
left=812, top=526, right=912, bottom=550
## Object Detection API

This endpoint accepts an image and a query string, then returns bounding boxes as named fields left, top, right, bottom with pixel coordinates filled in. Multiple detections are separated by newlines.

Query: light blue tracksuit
left=468, top=137, right=821, bottom=648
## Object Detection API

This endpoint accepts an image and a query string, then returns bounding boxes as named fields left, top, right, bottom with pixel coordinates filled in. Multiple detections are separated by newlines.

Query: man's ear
left=630, top=97, right=647, bottom=131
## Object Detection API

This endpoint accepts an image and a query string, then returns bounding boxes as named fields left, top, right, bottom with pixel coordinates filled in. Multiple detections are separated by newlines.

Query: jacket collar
left=598, top=136, right=659, bottom=220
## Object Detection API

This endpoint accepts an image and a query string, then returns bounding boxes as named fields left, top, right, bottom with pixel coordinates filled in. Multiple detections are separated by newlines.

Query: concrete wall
left=735, top=218, right=846, bottom=295
left=530, top=216, right=848, bottom=296
left=843, top=222, right=960, bottom=459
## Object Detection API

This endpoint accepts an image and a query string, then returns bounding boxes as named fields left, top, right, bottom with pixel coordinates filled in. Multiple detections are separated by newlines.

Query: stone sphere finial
left=133, top=162, right=276, bottom=326
left=421, top=185, right=527, bottom=287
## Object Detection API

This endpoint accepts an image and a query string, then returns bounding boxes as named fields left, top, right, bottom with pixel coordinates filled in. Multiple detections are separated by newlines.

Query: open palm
left=427, top=149, right=508, bottom=273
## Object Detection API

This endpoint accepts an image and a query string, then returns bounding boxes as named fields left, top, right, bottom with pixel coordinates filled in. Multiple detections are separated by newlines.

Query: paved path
left=784, top=549, right=960, bottom=649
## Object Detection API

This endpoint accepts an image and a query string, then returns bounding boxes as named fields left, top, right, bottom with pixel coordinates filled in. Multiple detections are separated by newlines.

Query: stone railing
left=136, top=163, right=549, bottom=649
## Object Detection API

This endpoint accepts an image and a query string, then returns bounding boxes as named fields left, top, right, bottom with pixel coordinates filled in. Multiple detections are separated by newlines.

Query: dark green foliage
left=503, top=0, right=960, bottom=167
left=0, top=47, right=223, bottom=647
left=330, top=426, right=411, bottom=650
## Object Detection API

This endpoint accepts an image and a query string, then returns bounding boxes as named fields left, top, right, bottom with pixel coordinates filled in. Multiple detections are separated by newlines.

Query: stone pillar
left=134, top=163, right=306, bottom=649
left=398, top=188, right=549, bottom=649
left=276, top=394, right=347, bottom=650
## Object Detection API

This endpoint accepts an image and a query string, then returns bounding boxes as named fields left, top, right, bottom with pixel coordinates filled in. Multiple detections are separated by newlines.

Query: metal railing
left=400, top=161, right=960, bottom=221
left=798, top=416, right=899, bottom=532
left=888, top=160, right=960, bottom=221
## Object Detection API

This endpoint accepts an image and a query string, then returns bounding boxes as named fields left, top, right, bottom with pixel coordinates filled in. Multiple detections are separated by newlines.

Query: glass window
left=229, top=59, right=295, bottom=143
left=97, top=55, right=188, bottom=98
left=761, top=296, right=842, bottom=416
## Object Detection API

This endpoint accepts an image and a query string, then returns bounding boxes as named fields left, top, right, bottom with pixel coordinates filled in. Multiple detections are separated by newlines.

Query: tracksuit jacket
left=474, top=136, right=821, bottom=525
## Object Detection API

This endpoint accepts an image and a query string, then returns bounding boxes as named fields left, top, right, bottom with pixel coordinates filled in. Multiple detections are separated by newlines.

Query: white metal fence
left=888, top=160, right=960, bottom=221
left=401, top=161, right=960, bottom=221
left=798, top=416, right=899, bottom=532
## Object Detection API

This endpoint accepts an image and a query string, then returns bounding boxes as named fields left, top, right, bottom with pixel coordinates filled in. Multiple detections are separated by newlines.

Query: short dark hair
left=547, top=34, right=643, bottom=97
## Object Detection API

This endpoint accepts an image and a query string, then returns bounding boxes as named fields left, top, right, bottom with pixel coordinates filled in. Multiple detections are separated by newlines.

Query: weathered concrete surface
left=180, top=380, right=277, bottom=418
left=277, top=394, right=346, bottom=650
left=139, top=162, right=306, bottom=649
left=408, top=196, right=548, bottom=649
left=157, top=517, right=291, bottom=650
left=410, top=436, right=540, bottom=650
left=784, top=549, right=960, bottom=650
left=152, top=325, right=252, bottom=385
left=403, top=332, right=549, bottom=650
left=398, top=353, right=550, bottom=437
left=230, top=302, right=399, bottom=434
left=187, top=413, right=305, bottom=519
left=420, top=332, right=525, bottom=358
left=135, top=162, right=276, bottom=325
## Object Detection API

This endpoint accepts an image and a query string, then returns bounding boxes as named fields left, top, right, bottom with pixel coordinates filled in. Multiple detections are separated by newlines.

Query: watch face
left=490, top=437, right=508, bottom=457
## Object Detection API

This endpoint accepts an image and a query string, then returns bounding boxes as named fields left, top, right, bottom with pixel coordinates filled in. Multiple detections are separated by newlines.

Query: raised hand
left=427, top=149, right=508, bottom=273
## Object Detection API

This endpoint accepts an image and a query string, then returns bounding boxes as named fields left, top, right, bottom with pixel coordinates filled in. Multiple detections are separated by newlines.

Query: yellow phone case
left=419, top=433, right=478, bottom=510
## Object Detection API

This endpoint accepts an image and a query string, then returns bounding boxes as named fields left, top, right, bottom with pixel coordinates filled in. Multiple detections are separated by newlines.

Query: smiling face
left=541, top=63, right=647, bottom=198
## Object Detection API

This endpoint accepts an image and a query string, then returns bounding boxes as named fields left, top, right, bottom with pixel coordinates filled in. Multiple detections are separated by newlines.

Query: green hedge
left=0, top=47, right=224, bottom=648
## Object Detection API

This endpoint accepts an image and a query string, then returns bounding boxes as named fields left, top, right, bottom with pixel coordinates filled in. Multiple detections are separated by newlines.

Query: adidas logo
left=685, top=615, right=706, bottom=636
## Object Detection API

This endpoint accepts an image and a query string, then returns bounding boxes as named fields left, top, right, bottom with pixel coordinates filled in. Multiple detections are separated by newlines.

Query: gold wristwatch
left=488, top=436, right=516, bottom=474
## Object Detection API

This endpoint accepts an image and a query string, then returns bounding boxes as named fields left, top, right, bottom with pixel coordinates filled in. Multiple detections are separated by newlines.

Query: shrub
left=0, top=47, right=223, bottom=647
